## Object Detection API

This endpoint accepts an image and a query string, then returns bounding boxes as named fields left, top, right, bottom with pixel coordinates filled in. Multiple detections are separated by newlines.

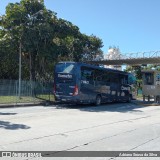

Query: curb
left=132, top=100, right=160, bottom=107
left=0, top=101, right=57, bottom=108
left=0, top=103, right=43, bottom=108
left=1, top=100, right=159, bottom=108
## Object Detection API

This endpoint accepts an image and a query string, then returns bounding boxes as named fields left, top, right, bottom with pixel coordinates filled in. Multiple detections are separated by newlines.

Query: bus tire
left=95, top=95, right=102, bottom=106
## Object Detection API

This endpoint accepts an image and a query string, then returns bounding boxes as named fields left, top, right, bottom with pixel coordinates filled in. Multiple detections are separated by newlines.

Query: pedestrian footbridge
left=88, top=51, right=160, bottom=66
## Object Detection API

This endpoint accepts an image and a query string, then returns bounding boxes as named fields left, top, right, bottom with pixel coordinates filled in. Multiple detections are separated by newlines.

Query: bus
left=53, top=62, right=136, bottom=105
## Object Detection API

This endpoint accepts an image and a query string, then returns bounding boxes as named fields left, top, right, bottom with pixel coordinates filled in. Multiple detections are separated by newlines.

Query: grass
left=35, top=94, right=55, bottom=101
left=0, top=94, right=55, bottom=104
left=0, top=96, right=18, bottom=104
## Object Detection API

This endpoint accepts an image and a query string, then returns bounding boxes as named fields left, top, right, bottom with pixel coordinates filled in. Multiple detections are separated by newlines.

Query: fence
left=0, top=79, right=54, bottom=105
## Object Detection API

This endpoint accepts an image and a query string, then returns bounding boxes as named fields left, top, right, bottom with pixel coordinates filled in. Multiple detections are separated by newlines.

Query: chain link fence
left=0, top=79, right=54, bottom=106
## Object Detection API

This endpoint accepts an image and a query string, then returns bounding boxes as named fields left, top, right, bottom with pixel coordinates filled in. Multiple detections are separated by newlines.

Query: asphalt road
left=0, top=102, right=160, bottom=160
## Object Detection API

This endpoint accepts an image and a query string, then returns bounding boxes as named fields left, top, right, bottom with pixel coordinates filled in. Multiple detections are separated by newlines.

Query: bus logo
left=58, top=74, right=72, bottom=79
left=121, top=86, right=129, bottom=91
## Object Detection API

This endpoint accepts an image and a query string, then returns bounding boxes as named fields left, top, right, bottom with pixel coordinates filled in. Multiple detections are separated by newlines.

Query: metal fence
left=0, top=79, right=54, bottom=105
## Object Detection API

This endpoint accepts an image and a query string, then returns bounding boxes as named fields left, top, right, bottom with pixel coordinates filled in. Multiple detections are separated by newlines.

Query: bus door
left=54, top=63, right=77, bottom=96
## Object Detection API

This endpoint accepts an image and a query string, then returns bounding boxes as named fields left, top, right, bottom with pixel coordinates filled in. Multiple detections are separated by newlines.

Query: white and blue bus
left=54, top=62, right=136, bottom=105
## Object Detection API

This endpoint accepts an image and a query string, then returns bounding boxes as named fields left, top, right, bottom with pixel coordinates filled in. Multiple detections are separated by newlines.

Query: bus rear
left=54, top=62, right=79, bottom=103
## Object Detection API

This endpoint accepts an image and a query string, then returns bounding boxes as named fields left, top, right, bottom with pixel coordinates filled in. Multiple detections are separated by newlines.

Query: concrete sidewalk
left=1, top=99, right=159, bottom=109
left=132, top=99, right=160, bottom=106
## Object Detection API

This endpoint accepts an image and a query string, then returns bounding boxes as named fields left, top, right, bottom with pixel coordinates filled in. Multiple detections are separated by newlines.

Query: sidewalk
left=0, top=99, right=159, bottom=108
left=132, top=98, right=160, bottom=106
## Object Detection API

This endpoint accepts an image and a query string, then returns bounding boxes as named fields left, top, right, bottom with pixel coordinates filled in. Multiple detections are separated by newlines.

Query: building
left=103, top=47, right=122, bottom=70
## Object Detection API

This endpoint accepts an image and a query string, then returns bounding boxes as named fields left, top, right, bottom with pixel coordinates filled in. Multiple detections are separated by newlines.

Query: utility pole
left=18, top=37, right=22, bottom=99
left=18, top=10, right=43, bottom=98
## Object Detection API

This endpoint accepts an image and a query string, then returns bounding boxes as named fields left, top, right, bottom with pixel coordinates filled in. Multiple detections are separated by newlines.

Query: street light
left=18, top=10, right=43, bottom=98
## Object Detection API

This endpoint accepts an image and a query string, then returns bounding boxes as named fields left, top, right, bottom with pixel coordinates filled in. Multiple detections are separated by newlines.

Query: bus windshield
left=55, top=63, right=75, bottom=74
left=128, top=73, right=136, bottom=84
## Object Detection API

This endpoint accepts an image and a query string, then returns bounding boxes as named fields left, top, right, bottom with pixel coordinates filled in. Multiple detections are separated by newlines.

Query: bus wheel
left=95, top=95, right=102, bottom=106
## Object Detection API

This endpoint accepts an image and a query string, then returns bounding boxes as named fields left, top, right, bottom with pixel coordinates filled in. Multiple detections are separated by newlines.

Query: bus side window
left=106, top=73, right=111, bottom=83
left=119, top=75, right=123, bottom=84
left=111, top=73, right=119, bottom=83
left=101, top=72, right=109, bottom=83
left=94, top=70, right=100, bottom=81
left=119, top=74, right=126, bottom=84
left=81, top=69, right=86, bottom=80
left=93, top=70, right=110, bottom=86
left=81, top=67, right=94, bottom=82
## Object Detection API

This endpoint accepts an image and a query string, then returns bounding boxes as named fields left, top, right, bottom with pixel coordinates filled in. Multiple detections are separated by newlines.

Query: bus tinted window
left=94, top=69, right=103, bottom=81
left=81, top=67, right=94, bottom=81
left=55, top=63, right=75, bottom=73
left=128, top=74, right=136, bottom=84
left=120, top=74, right=128, bottom=84
left=111, top=73, right=119, bottom=83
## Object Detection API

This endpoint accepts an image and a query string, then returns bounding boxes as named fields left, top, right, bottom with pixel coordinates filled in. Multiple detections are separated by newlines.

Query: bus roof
left=57, top=61, right=129, bottom=75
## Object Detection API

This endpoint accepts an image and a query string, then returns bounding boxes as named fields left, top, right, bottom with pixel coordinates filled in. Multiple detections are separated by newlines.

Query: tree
left=0, top=0, right=59, bottom=81
left=81, top=34, right=103, bottom=61
left=0, top=0, right=104, bottom=81
left=0, top=31, right=19, bottom=79
left=125, top=66, right=142, bottom=80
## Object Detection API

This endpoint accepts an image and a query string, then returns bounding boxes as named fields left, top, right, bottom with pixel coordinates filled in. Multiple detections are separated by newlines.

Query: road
left=0, top=102, right=160, bottom=160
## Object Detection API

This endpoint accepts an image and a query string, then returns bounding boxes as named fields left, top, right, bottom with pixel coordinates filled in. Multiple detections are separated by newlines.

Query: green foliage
left=125, top=66, right=142, bottom=80
left=142, top=64, right=160, bottom=71
left=0, top=0, right=103, bottom=81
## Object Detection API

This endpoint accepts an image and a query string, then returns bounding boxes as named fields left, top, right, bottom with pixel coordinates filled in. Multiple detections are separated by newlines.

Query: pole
left=18, top=38, right=22, bottom=98
left=18, top=10, right=43, bottom=99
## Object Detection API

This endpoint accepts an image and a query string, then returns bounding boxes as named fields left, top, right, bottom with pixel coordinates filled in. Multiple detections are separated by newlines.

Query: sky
left=1, top=0, right=160, bottom=54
